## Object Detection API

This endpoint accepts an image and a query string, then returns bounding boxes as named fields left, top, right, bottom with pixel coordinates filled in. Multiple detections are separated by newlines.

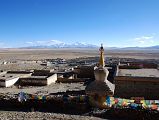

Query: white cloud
left=133, top=36, right=154, bottom=44
left=26, top=41, right=33, bottom=44
left=26, top=40, right=64, bottom=46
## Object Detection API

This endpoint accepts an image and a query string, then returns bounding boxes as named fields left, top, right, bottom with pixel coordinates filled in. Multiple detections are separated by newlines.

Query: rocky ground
left=0, top=111, right=105, bottom=120
left=0, top=83, right=91, bottom=120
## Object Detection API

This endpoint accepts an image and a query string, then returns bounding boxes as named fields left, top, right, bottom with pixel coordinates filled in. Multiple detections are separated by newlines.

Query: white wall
left=5, top=77, right=19, bottom=87
left=47, top=74, right=57, bottom=85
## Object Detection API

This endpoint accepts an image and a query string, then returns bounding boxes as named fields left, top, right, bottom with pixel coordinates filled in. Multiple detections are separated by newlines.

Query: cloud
left=26, top=41, right=33, bottom=44
left=133, top=36, right=154, bottom=44
left=26, top=40, right=64, bottom=46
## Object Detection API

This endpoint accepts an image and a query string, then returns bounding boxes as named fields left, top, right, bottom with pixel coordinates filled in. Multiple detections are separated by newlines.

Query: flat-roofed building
left=117, top=68, right=159, bottom=77
left=114, top=67, right=159, bottom=99
left=0, top=71, right=32, bottom=87
left=0, top=70, right=57, bottom=87
left=19, top=73, right=57, bottom=86
left=74, top=65, right=95, bottom=79
left=0, top=75, right=19, bottom=87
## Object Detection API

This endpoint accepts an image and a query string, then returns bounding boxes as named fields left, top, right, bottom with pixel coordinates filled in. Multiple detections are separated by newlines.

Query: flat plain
left=0, top=48, right=159, bottom=61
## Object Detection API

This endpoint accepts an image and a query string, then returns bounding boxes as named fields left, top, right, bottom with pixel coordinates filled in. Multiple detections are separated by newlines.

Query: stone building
left=0, top=71, right=32, bottom=87
left=114, top=66, right=159, bottom=99
left=73, top=65, right=95, bottom=79
left=0, top=70, right=57, bottom=87
left=19, top=74, right=57, bottom=86
left=20, top=70, right=57, bottom=86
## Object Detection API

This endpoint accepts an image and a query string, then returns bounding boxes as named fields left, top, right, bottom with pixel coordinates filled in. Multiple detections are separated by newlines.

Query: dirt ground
left=0, top=48, right=159, bottom=61
left=0, top=83, right=85, bottom=95
left=0, top=111, right=105, bottom=120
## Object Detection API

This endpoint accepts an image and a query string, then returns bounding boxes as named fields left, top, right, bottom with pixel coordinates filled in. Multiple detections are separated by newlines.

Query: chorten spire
left=99, top=44, right=105, bottom=67
left=85, top=44, right=115, bottom=109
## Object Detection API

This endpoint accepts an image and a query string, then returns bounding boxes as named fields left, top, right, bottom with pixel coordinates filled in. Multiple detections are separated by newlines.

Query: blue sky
left=0, top=0, right=159, bottom=48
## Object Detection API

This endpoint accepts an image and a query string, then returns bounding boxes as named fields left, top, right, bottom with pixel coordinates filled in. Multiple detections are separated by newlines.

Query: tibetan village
left=0, top=44, right=159, bottom=120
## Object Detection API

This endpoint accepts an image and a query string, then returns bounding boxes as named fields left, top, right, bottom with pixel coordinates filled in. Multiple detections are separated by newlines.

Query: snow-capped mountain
left=23, top=40, right=159, bottom=49
left=24, top=40, right=98, bottom=48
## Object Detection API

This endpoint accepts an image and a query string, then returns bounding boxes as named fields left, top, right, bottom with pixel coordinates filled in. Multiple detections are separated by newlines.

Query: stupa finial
left=99, top=43, right=105, bottom=67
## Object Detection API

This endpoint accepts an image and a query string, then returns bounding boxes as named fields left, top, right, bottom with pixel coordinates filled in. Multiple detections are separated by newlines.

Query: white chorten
left=85, top=44, right=115, bottom=98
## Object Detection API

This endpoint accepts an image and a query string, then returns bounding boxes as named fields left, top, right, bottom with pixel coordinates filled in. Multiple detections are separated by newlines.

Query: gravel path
left=0, top=111, right=105, bottom=120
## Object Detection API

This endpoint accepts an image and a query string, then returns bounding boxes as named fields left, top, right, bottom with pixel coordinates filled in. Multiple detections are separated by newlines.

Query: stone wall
left=20, top=78, right=47, bottom=86
left=74, top=66, right=95, bottom=79
left=114, top=76, right=159, bottom=99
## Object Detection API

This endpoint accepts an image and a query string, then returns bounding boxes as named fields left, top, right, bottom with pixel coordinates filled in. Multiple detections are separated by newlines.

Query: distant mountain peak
left=24, top=41, right=98, bottom=48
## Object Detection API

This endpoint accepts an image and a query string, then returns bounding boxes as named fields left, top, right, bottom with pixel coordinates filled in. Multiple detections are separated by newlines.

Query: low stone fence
left=0, top=92, right=159, bottom=119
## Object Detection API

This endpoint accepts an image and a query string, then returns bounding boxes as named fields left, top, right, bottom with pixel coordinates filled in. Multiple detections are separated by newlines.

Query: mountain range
left=22, top=41, right=159, bottom=50
left=23, top=42, right=98, bottom=48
